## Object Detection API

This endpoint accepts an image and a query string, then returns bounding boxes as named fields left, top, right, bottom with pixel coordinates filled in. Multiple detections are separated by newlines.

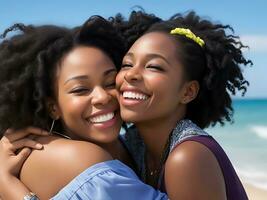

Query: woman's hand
left=0, top=127, right=49, bottom=178
left=0, top=127, right=48, bottom=199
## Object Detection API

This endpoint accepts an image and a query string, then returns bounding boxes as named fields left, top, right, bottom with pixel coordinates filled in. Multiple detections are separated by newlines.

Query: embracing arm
left=164, top=141, right=227, bottom=200
left=19, top=136, right=112, bottom=199
left=0, top=175, right=32, bottom=200
left=0, top=128, right=49, bottom=200
left=1, top=131, right=169, bottom=200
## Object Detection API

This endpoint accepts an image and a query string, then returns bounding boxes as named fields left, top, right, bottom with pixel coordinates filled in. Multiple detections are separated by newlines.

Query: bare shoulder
left=164, top=141, right=227, bottom=200
left=166, top=140, right=219, bottom=168
left=20, top=136, right=112, bottom=199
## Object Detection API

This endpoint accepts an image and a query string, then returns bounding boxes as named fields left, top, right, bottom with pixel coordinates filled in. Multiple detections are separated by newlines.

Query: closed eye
left=146, top=65, right=164, bottom=72
left=69, top=87, right=90, bottom=94
left=121, top=63, right=133, bottom=69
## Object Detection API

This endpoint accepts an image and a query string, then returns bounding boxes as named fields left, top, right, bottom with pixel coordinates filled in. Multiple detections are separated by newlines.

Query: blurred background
left=1, top=1, right=266, bottom=199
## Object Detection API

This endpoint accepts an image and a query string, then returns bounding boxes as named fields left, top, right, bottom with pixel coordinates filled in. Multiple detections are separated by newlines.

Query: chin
left=121, top=117, right=137, bottom=123
left=121, top=112, right=143, bottom=123
left=96, top=128, right=121, bottom=142
left=97, top=134, right=119, bottom=144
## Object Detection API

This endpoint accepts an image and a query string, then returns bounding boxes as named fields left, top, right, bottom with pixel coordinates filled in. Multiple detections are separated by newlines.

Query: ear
left=46, top=98, right=61, bottom=120
left=181, top=80, right=199, bottom=104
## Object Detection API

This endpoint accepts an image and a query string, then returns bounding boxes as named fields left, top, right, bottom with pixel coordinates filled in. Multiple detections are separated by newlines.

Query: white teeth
left=90, top=112, right=114, bottom=123
left=123, top=91, right=148, bottom=100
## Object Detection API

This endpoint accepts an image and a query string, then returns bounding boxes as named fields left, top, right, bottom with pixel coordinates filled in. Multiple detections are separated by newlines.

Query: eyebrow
left=125, top=52, right=170, bottom=65
left=64, top=75, right=88, bottom=85
left=64, top=68, right=117, bottom=85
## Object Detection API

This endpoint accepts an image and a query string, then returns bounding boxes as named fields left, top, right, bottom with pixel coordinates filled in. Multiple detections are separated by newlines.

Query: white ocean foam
left=237, top=168, right=267, bottom=190
left=250, top=125, right=267, bottom=139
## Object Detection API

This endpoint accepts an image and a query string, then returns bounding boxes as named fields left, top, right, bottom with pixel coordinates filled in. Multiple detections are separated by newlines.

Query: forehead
left=129, top=32, right=178, bottom=57
left=59, top=46, right=115, bottom=76
left=63, top=47, right=113, bottom=68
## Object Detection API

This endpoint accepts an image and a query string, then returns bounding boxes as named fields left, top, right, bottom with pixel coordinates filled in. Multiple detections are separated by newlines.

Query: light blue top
left=51, top=159, right=168, bottom=200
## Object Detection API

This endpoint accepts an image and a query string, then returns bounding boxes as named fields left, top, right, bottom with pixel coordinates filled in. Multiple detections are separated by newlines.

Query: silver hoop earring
left=49, top=119, right=55, bottom=134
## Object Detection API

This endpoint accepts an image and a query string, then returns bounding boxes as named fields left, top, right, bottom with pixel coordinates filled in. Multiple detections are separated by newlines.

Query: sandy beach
left=244, top=183, right=267, bottom=200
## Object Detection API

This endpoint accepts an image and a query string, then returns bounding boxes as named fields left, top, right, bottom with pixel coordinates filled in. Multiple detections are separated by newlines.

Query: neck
left=135, top=112, right=185, bottom=161
left=98, top=139, right=123, bottom=160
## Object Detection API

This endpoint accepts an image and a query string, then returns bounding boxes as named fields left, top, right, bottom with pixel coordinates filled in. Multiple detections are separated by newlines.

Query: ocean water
left=206, top=99, right=267, bottom=190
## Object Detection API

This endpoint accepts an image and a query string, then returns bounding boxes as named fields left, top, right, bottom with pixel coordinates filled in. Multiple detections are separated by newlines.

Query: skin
left=0, top=46, right=132, bottom=199
left=116, top=32, right=227, bottom=199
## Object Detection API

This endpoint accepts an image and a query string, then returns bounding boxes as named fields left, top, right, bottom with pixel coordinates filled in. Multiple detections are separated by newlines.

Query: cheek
left=111, top=89, right=120, bottom=103
left=58, top=94, right=89, bottom=118
left=146, top=74, right=182, bottom=105
left=108, top=89, right=120, bottom=105
left=144, top=73, right=173, bottom=94
left=109, top=88, right=119, bottom=97
left=115, top=71, right=125, bottom=87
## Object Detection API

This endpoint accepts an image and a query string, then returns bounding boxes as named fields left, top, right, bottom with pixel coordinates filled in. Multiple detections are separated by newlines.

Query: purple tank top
left=122, top=119, right=248, bottom=199
left=160, top=135, right=248, bottom=200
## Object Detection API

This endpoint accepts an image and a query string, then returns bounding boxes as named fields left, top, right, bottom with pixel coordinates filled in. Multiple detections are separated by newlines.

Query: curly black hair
left=0, top=16, right=126, bottom=137
left=115, top=11, right=252, bottom=128
left=0, top=24, right=70, bottom=135
left=111, top=10, right=162, bottom=50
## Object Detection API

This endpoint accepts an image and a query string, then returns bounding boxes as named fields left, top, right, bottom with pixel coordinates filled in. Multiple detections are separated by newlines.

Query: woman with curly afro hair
left=0, top=16, right=168, bottom=199
left=116, top=11, right=250, bottom=199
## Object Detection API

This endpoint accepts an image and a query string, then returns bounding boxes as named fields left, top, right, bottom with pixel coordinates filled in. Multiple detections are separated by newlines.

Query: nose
left=91, top=86, right=112, bottom=106
left=124, top=66, right=142, bottom=83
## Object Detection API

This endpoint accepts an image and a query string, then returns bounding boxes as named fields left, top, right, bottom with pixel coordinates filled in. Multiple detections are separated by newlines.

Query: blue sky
left=1, top=0, right=266, bottom=98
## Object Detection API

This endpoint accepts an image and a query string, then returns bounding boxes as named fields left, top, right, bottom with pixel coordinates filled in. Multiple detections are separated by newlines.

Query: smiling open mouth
left=89, top=112, right=115, bottom=123
left=122, top=91, right=149, bottom=100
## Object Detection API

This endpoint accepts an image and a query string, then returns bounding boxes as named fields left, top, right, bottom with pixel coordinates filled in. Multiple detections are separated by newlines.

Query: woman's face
left=53, top=46, right=122, bottom=144
left=116, top=32, right=191, bottom=124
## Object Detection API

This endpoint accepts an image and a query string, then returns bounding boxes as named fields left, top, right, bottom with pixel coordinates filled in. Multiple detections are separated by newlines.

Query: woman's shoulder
left=164, top=139, right=227, bottom=199
left=166, top=138, right=222, bottom=171
left=20, top=135, right=112, bottom=199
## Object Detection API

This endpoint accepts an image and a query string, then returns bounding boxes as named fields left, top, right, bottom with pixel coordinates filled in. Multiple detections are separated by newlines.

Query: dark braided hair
left=115, top=11, right=252, bottom=128
left=0, top=16, right=126, bottom=137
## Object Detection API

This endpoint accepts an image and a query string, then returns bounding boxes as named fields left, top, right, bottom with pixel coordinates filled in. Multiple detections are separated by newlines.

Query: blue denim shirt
left=51, top=160, right=168, bottom=200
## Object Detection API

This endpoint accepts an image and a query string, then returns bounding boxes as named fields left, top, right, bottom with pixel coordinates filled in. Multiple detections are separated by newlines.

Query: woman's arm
left=0, top=175, right=33, bottom=200
left=164, top=141, right=227, bottom=200
left=0, top=127, right=49, bottom=199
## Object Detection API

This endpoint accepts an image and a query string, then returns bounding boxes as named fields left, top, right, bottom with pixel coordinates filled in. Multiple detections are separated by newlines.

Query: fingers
left=4, top=127, right=49, bottom=142
left=16, top=147, right=32, bottom=166
left=12, top=138, right=43, bottom=151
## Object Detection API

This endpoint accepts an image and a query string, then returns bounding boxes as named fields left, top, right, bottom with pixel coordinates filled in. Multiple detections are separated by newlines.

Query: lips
left=122, top=91, right=149, bottom=100
left=120, top=85, right=150, bottom=99
left=89, top=112, right=115, bottom=123
left=119, top=86, right=151, bottom=107
left=87, top=108, right=117, bottom=124
left=86, top=109, right=119, bottom=130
